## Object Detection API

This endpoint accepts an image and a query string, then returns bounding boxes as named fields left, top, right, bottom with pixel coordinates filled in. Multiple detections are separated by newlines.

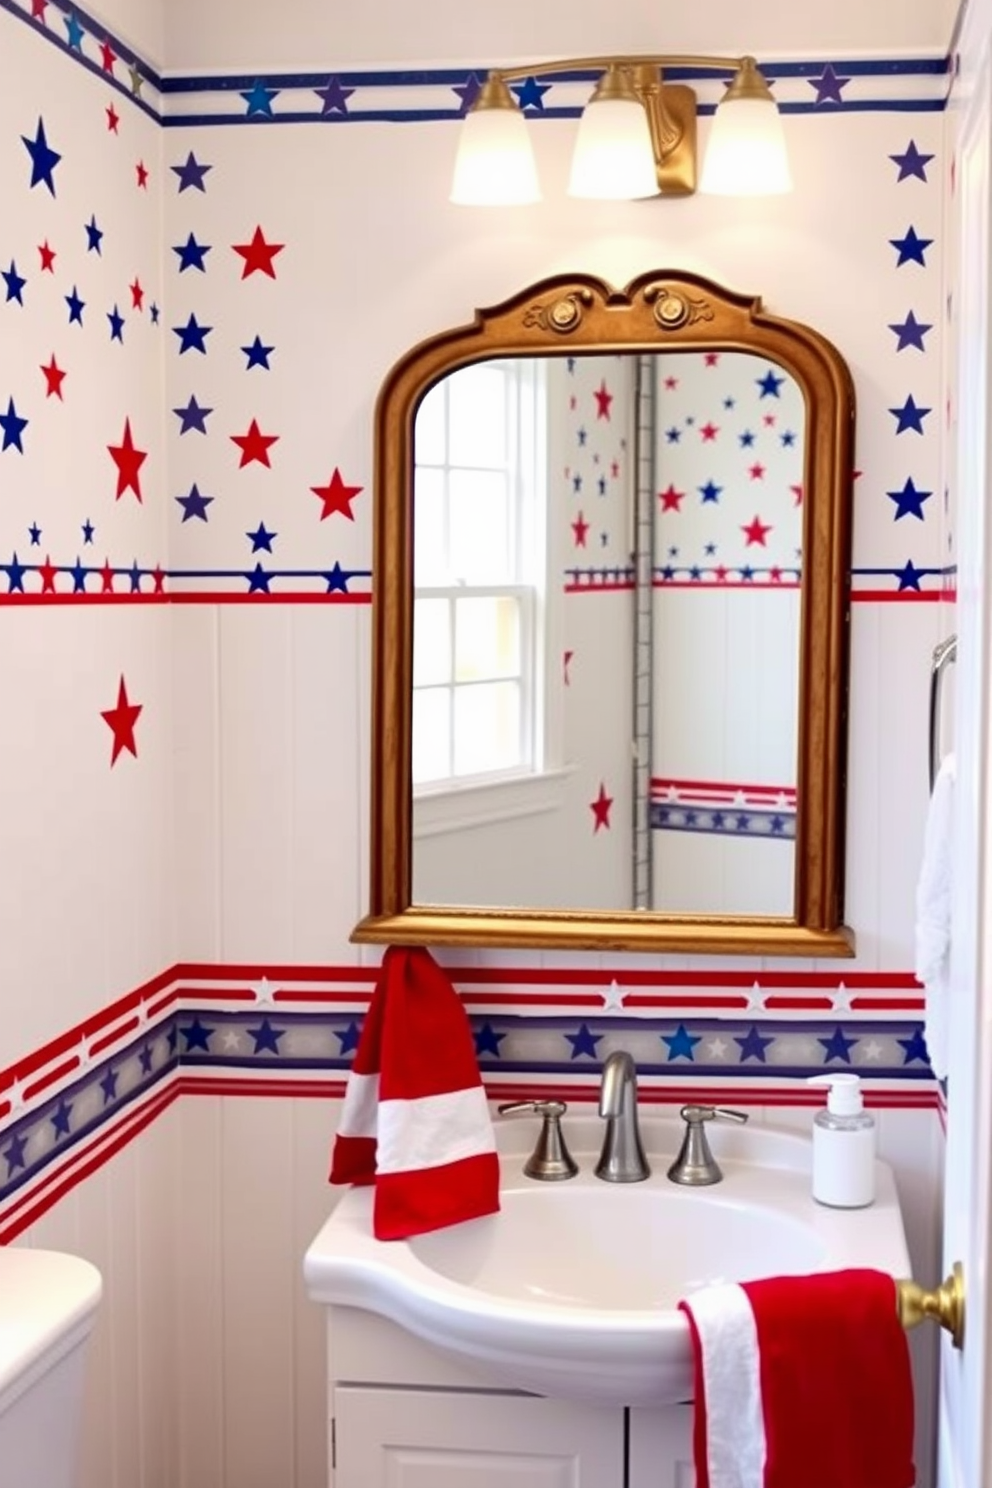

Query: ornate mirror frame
left=353, top=270, right=855, bottom=957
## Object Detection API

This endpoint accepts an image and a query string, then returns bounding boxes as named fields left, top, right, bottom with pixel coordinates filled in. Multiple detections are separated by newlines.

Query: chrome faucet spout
left=595, top=1050, right=650, bottom=1182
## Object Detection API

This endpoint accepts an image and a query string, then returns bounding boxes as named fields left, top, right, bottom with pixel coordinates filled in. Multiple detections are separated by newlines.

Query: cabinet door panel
left=629, top=1405, right=695, bottom=1488
left=334, top=1387, right=624, bottom=1488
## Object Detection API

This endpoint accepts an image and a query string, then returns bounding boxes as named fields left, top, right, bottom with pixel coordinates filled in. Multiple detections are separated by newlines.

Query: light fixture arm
left=489, top=54, right=759, bottom=86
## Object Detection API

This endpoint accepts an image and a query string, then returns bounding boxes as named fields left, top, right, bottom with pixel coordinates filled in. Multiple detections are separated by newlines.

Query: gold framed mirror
left=353, top=270, right=854, bottom=956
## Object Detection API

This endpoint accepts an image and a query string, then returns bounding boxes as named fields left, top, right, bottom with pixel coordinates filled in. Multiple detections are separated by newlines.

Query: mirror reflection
left=411, top=349, right=804, bottom=916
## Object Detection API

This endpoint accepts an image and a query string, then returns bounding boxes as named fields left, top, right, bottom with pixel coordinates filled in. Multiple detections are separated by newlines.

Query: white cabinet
left=628, top=1406, right=695, bottom=1488
left=334, top=1387, right=625, bottom=1488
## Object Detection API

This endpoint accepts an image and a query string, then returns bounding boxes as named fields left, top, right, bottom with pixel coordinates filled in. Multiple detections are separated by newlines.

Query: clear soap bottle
left=807, top=1073, right=876, bottom=1208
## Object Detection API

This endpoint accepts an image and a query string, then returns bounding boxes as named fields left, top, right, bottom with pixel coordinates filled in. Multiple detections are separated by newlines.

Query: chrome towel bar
left=929, top=635, right=957, bottom=792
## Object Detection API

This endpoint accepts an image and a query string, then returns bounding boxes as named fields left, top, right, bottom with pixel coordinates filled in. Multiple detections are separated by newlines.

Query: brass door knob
left=896, top=1263, right=964, bottom=1350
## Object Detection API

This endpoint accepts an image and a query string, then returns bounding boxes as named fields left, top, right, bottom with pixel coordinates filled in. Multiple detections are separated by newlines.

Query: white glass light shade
left=699, top=96, right=792, bottom=195
left=567, top=97, right=658, bottom=200
left=450, top=108, right=541, bottom=205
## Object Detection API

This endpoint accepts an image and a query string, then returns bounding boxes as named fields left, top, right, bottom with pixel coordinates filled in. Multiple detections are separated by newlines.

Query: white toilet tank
left=0, top=1248, right=103, bottom=1488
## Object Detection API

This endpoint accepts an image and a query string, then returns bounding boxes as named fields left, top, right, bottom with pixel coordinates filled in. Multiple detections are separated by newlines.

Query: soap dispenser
left=807, top=1073, right=876, bottom=1208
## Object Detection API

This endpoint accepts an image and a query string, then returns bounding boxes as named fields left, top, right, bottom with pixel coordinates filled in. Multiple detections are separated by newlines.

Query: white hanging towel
left=915, top=751, right=956, bottom=1080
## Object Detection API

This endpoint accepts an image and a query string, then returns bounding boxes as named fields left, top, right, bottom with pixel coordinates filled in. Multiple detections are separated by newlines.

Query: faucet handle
left=667, top=1105, right=749, bottom=1186
left=497, top=1100, right=578, bottom=1181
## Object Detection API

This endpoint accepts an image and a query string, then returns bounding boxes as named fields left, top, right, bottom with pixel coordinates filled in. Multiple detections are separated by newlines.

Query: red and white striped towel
left=329, top=946, right=500, bottom=1240
left=679, top=1269, right=915, bottom=1488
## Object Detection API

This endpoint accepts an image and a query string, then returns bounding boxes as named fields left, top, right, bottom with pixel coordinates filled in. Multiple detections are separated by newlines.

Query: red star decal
left=748, top=462, right=766, bottom=480
left=703, top=352, right=721, bottom=367
left=231, top=419, right=279, bottom=468
left=663, top=375, right=678, bottom=390
left=571, top=513, right=589, bottom=547
left=106, top=103, right=120, bottom=133
left=38, top=556, right=58, bottom=593
left=742, top=516, right=772, bottom=546
left=101, top=676, right=142, bottom=766
left=135, top=160, right=149, bottom=188
left=762, top=413, right=776, bottom=427
left=38, top=240, right=56, bottom=272
left=130, top=277, right=144, bottom=310
left=41, top=355, right=66, bottom=400
left=31, top=0, right=46, bottom=17
left=232, top=226, right=284, bottom=279
left=563, top=649, right=573, bottom=686
left=659, top=484, right=685, bottom=511
left=590, top=782, right=613, bottom=833
left=99, top=560, right=116, bottom=593
left=311, top=468, right=363, bottom=520
left=99, top=40, right=116, bottom=71
left=950, top=154, right=956, bottom=195
left=593, top=380, right=613, bottom=420
left=108, top=419, right=147, bottom=501
left=569, top=394, right=577, bottom=411
left=700, top=422, right=719, bottom=442
left=791, top=484, right=804, bottom=506
left=610, top=460, right=620, bottom=478
left=770, top=566, right=783, bottom=583
left=714, top=565, right=729, bottom=582
left=151, top=566, right=166, bottom=594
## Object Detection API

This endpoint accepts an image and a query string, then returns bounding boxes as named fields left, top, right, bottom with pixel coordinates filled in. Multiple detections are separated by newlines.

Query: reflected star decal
left=742, top=516, right=772, bottom=546
left=101, top=676, right=142, bottom=765
left=590, top=782, right=613, bottom=832
left=662, top=1024, right=702, bottom=1061
left=756, top=368, right=784, bottom=397
left=572, top=512, right=589, bottom=546
left=474, top=1023, right=506, bottom=1058
left=22, top=117, right=61, bottom=195
left=311, top=467, right=362, bottom=519
left=819, top=1026, right=858, bottom=1063
left=659, top=484, right=684, bottom=511
left=566, top=1024, right=601, bottom=1059
left=735, top=1025, right=775, bottom=1062
left=594, top=380, right=613, bottom=419
left=897, top=1028, right=930, bottom=1065
left=247, top=1019, right=283, bottom=1054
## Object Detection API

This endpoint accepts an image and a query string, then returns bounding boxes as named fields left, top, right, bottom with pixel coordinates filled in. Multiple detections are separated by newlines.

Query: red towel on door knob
left=329, top=946, right=500, bottom=1240
left=679, top=1269, right=915, bottom=1488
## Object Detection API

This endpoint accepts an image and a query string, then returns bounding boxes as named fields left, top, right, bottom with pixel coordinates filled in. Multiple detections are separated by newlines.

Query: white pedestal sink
left=304, top=1114, right=911, bottom=1406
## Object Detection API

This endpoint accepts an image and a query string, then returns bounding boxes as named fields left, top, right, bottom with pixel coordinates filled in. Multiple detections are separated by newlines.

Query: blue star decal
left=735, top=1025, right=774, bottom=1062
left=738, top=571, right=754, bottom=586
left=2, top=261, right=26, bottom=305
left=22, top=118, right=61, bottom=195
left=100, top=1067, right=118, bottom=1104
left=757, top=369, right=784, bottom=397
left=248, top=1019, right=283, bottom=1054
left=171, top=152, right=212, bottom=192
left=315, top=77, right=355, bottom=114
left=85, top=215, right=103, bottom=254
left=139, top=1043, right=154, bottom=1073
left=241, top=81, right=279, bottom=116
left=819, top=1026, right=858, bottom=1063
left=474, top=1023, right=506, bottom=1058
left=173, top=233, right=210, bottom=272
left=665, top=426, right=681, bottom=443
left=324, top=563, right=350, bottom=594
left=107, top=304, right=125, bottom=342
left=247, top=523, right=276, bottom=552
left=81, top=520, right=94, bottom=543
left=699, top=480, right=722, bottom=503
left=5, top=554, right=26, bottom=592
left=176, top=484, right=213, bottom=522
left=808, top=64, right=850, bottom=105
left=888, top=477, right=932, bottom=521
left=888, top=311, right=932, bottom=351
left=173, top=314, right=212, bottom=354
left=780, top=430, right=796, bottom=447
left=247, top=563, right=271, bottom=593
left=63, top=11, right=84, bottom=48
left=566, top=1023, right=601, bottom=1059
left=242, top=335, right=274, bottom=370
left=0, top=398, right=28, bottom=453
left=336, top=1021, right=362, bottom=1055
left=28, top=524, right=41, bottom=545
left=68, top=558, right=87, bottom=592
left=173, top=395, right=213, bottom=433
left=890, top=226, right=933, bottom=267
left=182, top=1018, right=213, bottom=1052
left=890, top=141, right=934, bottom=182
left=897, top=1028, right=930, bottom=1064
left=452, top=73, right=484, bottom=114
left=51, top=1099, right=73, bottom=1137
left=128, top=562, right=143, bottom=593
left=739, top=429, right=756, bottom=448
left=65, top=286, right=85, bottom=325
left=889, top=395, right=931, bottom=434
left=4, top=1130, right=27, bottom=1174
left=512, top=76, right=552, bottom=110
left=662, top=1023, right=702, bottom=1061
left=895, top=559, right=925, bottom=591
left=150, top=303, right=159, bottom=324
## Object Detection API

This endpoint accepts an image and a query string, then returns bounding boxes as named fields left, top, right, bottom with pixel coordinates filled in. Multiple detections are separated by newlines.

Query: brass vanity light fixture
left=450, top=54, right=791, bottom=205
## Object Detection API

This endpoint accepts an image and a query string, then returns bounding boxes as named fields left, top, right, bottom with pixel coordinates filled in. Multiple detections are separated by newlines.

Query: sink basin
left=304, top=1115, right=912, bottom=1406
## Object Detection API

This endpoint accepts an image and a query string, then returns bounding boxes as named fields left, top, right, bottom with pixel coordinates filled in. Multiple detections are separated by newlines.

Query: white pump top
left=808, top=1072, right=865, bottom=1115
